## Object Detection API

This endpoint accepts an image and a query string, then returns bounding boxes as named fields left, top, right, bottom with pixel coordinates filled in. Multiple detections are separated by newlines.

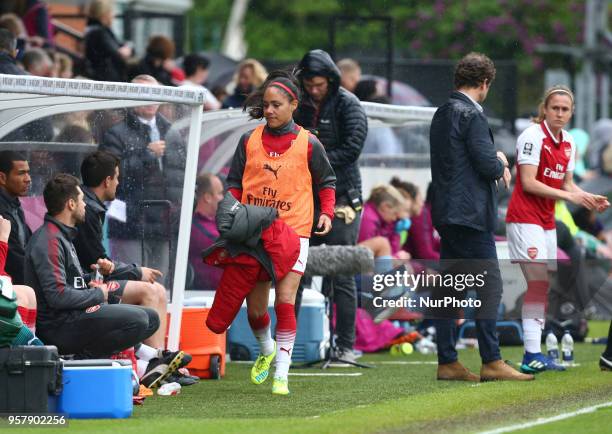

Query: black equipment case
left=0, top=346, right=63, bottom=413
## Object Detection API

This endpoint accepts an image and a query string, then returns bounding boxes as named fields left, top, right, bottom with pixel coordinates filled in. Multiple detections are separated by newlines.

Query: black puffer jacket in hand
left=203, top=192, right=278, bottom=280
left=294, top=49, right=368, bottom=202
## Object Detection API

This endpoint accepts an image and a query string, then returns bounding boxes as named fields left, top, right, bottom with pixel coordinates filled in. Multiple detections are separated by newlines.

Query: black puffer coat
left=202, top=192, right=278, bottom=280
left=294, top=49, right=368, bottom=202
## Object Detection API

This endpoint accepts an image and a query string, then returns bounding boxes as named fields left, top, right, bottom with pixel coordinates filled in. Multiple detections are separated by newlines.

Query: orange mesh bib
left=241, top=125, right=313, bottom=237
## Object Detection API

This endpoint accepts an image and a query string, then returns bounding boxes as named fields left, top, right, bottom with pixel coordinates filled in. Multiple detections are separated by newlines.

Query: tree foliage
left=190, top=0, right=589, bottom=75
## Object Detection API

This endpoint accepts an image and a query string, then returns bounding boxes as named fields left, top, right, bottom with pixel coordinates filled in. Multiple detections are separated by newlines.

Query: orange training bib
left=241, top=125, right=314, bottom=237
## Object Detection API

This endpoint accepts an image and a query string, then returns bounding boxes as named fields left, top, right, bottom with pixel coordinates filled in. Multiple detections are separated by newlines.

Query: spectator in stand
left=0, top=151, right=32, bottom=285
left=181, top=53, right=221, bottom=111
left=84, top=0, right=131, bottom=83
left=52, top=51, right=73, bottom=78
left=0, top=27, right=25, bottom=75
left=222, top=58, right=268, bottom=109
left=354, top=79, right=377, bottom=102
left=0, top=13, right=25, bottom=43
left=100, top=75, right=186, bottom=285
left=132, top=35, right=178, bottom=86
left=337, top=58, right=361, bottom=94
left=0, top=12, right=43, bottom=62
left=188, top=173, right=223, bottom=290
left=0, top=29, right=54, bottom=143
left=14, top=0, right=53, bottom=46
left=21, top=47, right=52, bottom=76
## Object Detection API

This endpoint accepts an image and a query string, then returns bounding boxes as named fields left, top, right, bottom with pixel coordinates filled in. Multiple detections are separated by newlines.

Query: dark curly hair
left=244, top=69, right=301, bottom=119
left=454, top=52, right=496, bottom=89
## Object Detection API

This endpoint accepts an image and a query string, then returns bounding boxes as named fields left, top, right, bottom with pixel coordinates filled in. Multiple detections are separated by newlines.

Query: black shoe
left=161, top=350, right=191, bottom=368
left=600, top=355, right=612, bottom=371
left=164, top=371, right=199, bottom=387
left=141, top=351, right=184, bottom=389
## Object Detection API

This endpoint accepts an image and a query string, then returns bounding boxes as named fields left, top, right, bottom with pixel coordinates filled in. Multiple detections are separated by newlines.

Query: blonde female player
left=226, top=70, right=336, bottom=395
left=505, top=85, right=609, bottom=373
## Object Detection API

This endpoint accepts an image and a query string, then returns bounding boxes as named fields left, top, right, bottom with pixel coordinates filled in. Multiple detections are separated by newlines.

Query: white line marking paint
left=477, top=401, right=612, bottom=434
left=373, top=361, right=439, bottom=365
left=288, top=372, right=363, bottom=377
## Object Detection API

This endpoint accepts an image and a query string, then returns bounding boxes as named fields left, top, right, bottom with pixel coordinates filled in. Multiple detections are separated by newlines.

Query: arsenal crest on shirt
left=527, top=247, right=538, bottom=259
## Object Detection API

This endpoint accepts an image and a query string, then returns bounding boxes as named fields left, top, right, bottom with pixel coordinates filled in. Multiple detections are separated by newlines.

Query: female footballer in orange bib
left=226, top=70, right=336, bottom=395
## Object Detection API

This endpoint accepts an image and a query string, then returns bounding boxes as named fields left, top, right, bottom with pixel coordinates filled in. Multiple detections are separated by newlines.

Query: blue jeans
left=434, top=225, right=502, bottom=365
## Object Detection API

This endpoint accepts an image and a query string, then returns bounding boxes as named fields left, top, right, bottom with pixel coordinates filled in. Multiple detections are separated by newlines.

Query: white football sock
left=253, top=325, right=275, bottom=356
left=135, top=344, right=158, bottom=361
left=523, top=318, right=544, bottom=354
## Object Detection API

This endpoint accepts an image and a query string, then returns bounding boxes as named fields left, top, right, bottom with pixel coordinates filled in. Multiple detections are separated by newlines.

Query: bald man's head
left=131, top=74, right=160, bottom=120
left=131, top=74, right=158, bottom=85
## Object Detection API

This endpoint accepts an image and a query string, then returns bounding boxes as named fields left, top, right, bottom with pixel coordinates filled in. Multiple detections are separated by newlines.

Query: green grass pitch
left=4, top=322, right=611, bottom=434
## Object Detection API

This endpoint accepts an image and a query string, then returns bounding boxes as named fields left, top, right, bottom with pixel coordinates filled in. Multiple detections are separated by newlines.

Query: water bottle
left=415, top=337, right=437, bottom=355
left=561, top=330, right=574, bottom=365
left=545, top=332, right=559, bottom=362
left=131, top=370, right=140, bottom=396
left=93, top=264, right=103, bottom=285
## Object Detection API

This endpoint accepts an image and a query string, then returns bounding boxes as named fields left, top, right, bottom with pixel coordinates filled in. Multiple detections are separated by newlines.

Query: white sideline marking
left=477, top=401, right=612, bottom=434
left=289, top=372, right=363, bottom=377
left=373, top=361, right=438, bottom=365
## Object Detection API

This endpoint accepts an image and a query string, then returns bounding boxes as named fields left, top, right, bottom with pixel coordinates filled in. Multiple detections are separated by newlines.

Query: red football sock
left=522, top=280, right=549, bottom=319
left=248, top=312, right=274, bottom=356
left=17, top=307, right=36, bottom=332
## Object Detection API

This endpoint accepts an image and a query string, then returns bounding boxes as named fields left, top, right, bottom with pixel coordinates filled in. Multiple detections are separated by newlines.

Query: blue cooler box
left=58, top=360, right=133, bottom=419
left=228, top=288, right=329, bottom=362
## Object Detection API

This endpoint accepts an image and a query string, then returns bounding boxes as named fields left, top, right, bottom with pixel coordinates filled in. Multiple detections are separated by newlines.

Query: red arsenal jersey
left=505, top=121, right=576, bottom=229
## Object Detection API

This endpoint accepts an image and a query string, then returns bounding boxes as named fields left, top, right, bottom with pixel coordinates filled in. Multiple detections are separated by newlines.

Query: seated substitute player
left=74, top=151, right=168, bottom=348
left=505, top=85, right=610, bottom=374
left=74, top=151, right=195, bottom=386
left=227, top=70, right=336, bottom=395
left=25, top=174, right=183, bottom=388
